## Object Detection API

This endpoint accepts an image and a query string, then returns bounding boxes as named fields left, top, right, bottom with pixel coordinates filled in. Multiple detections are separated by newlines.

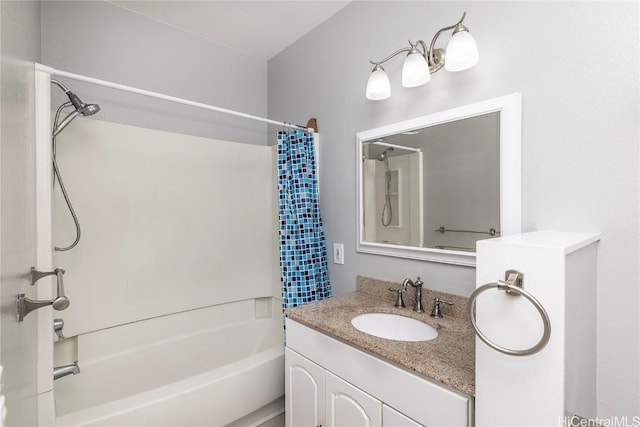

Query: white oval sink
left=351, top=313, right=438, bottom=342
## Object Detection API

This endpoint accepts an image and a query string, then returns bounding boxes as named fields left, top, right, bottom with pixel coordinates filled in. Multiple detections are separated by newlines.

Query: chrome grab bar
left=467, top=270, right=551, bottom=357
left=435, top=226, right=499, bottom=236
left=434, top=245, right=474, bottom=251
left=17, top=268, right=70, bottom=321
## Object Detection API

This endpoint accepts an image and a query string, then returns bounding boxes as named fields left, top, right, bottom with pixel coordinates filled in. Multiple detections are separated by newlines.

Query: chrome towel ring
left=468, top=271, right=551, bottom=357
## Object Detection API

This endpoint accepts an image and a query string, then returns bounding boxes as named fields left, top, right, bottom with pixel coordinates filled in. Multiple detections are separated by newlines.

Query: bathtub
left=55, top=299, right=284, bottom=426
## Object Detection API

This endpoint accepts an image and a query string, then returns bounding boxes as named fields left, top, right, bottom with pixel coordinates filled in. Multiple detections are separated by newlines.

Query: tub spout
left=54, top=362, right=80, bottom=380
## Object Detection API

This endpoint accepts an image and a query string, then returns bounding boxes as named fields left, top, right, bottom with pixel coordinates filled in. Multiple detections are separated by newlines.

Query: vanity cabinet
left=286, top=348, right=419, bottom=427
left=285, top=319, right=472, bottom=427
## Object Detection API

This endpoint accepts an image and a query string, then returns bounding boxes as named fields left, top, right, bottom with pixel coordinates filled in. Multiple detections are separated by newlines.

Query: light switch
left=333, top=243, right=345, bottom=265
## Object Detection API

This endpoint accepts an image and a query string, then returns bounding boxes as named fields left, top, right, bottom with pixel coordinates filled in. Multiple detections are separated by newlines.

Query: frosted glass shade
left=366, top=68, right=391, bottom=100
left=445, top=31, right=479, bottom=72
left=402, top=53, right=431, bottom=87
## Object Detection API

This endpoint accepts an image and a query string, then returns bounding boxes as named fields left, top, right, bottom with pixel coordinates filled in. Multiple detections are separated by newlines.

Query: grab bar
left=435, top=226, right=499, bottom=236
left=467, top=270, right=551, bottom=357
left=434, top=245, right=474, bottom=251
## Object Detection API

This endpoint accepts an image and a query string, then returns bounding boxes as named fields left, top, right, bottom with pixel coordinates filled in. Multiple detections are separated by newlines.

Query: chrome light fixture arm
left=370, top=46, right=414, bottom=68
left=427, top=12, right=467, bottom=72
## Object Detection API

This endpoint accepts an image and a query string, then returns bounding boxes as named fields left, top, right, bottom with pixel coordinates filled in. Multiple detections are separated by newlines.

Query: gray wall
left=268, top=1, right=639, bottom=419
left=1, top=0, right=41, bottom=425
left=41, top=1, right=268, bottom=145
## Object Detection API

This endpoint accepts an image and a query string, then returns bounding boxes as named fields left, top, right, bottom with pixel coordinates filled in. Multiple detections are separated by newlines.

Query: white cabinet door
left=326, top=371, right=382, bottom=427
left=286, top=348, right=326, bottom=427
left=382, top=405, right=423, bottom=427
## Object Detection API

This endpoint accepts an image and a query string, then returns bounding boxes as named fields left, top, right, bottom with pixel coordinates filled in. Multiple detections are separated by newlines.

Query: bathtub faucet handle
left=17, top=268, right=70, bottom=321
left=30, top=267, right=69, bottom=310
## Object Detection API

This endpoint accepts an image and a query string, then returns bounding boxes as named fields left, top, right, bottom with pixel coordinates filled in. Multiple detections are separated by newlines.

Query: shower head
left=52, top=103, right=101, bottom=136
left=51, top=79, right=101, bottom=136
left=376, top=147, right=394, bottom=161
left=79, top=103, right=101, bottom=116
left=68, top=93, right=101, bottom=116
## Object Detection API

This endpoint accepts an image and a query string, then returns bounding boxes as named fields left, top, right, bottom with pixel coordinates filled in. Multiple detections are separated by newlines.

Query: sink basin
left=351, top=313, right=438, bottom=342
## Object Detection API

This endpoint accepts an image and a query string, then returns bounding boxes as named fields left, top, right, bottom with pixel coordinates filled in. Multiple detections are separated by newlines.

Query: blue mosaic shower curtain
left=277, top=130, right=331, bottom=310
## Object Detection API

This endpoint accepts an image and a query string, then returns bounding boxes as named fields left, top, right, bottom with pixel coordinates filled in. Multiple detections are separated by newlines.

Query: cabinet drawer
left=287, top=319, right=472, bottom=427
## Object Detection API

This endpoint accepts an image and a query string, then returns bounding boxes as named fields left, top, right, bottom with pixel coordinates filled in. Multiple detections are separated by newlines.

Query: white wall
left=268, top=1, right=639, bottom=419
left=0, top=1, right=41, bottom=425
left=41, top=1, right=268, bottom=145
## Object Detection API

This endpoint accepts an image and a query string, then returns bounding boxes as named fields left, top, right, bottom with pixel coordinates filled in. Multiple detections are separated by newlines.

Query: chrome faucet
left=402, top=277, right=424, bottom=312
left=54, top=362, right=80, bottom=380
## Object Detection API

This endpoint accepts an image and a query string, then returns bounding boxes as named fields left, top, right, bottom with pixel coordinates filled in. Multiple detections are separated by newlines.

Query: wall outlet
left=333, top=243, right=345, bottom=265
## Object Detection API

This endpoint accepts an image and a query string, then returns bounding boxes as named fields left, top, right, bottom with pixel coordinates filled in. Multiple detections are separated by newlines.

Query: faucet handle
left=430, top=297, right=454, bottom=318
left=388, top=287, right=406, bottom=308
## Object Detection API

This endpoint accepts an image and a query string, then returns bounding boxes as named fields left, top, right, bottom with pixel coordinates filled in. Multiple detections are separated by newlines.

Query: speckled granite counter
left=285, top=276, right=475, bottom=396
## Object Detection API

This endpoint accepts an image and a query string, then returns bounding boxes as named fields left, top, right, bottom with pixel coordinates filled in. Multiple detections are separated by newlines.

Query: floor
left=258, top=413, right=285, bottom=427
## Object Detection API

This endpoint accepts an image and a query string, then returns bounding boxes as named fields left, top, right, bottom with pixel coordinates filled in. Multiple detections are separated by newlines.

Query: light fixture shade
left=366, top=67, right=391, bottom=100
left=402, top=52, right=431, bottom=88
left=445, top=30, right=479, bottom=72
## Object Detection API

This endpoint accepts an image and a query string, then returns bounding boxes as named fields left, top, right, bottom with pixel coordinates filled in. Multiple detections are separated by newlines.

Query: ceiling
left=109, top=1, right=351, bottom=60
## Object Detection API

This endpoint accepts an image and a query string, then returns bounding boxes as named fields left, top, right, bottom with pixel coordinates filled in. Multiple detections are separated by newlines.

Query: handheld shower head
left=377, top=147, right=394, bottom=161
left=53, top=111, right=81, bottom=137
left=51, top=79, right=101, bottom=136
left=68, top=92, right=100, bottom=116
left=79, top=103, right=101, bottom=116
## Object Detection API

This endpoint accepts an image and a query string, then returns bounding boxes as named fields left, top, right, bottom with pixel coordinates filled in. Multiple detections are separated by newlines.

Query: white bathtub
left=55, top=299, right=284, bottom=426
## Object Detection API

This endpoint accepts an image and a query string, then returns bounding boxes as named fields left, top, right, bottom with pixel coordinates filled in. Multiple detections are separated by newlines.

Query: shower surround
left=37, top=76, right=283, bottom=425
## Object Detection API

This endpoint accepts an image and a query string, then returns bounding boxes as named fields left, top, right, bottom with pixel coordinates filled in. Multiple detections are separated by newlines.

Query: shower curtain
left=277, top=130, right=331, bottom=310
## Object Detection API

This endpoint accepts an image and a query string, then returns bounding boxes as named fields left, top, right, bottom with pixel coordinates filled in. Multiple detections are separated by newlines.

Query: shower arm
left=51, top=79, right=71, bottom=94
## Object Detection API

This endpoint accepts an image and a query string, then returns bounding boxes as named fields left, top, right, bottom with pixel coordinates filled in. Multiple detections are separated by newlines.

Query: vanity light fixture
left=365, top=12, right=479, bottom=101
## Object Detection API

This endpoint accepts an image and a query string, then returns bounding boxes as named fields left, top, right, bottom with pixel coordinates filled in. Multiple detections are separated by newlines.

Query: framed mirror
left=356, top=93, right=522, bottom=266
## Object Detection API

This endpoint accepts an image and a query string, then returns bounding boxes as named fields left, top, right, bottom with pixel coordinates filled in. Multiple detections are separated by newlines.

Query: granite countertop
left=285, top=276, right=475, bottom=396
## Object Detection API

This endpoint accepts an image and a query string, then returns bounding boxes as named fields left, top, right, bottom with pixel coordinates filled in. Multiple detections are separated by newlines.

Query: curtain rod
left=35, top=63, right=312, bottom=132
left=368, top=141, right=421, bottom=153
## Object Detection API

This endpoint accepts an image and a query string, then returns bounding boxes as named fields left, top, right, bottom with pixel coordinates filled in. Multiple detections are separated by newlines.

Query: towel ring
left=468, top=281, right=551, bottom=356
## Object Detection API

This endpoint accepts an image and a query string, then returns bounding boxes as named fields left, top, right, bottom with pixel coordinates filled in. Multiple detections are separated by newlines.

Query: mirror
left=356, top=93, right=522, bottom=266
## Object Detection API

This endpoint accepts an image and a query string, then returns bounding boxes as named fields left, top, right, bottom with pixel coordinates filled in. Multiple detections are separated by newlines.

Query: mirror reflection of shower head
left=377, top=147, right=394, bottom=161
left=51, top=79, right=101, bottom=136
